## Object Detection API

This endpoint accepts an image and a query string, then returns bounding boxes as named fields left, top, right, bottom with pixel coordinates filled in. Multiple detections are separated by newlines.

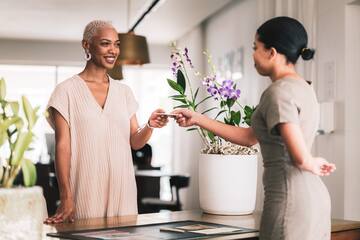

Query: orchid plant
left=167, top=43, right=257, bottom=155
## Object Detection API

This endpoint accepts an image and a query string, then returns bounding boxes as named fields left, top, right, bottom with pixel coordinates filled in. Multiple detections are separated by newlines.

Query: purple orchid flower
left=170, top=52, right=182, bottom=76
left=183, top=47, right=194, bottom=68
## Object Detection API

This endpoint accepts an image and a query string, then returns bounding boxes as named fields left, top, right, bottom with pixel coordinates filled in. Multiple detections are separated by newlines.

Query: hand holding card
left=156, top=113, right=179, bottom=118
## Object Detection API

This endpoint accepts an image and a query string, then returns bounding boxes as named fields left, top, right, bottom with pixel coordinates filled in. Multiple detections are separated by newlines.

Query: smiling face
left=252, top=34, right=274, bottom=77
left=84, top=27, right=120, bottom=70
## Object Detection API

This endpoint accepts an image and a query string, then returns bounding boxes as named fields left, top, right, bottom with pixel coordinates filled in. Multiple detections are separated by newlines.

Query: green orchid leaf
left=215, top=110, right=227, bottom=119
left=224, top=118, right=231, bottom=125
left=0, top=78, right=6, bottom=101
left=173, top=104, right=189, bottom=109
left=193, top=88, right=199, bottom=101
left=176, top=70, right=186, bottom=92
left=202, top=107, right=217, bottom=115
left=173, top=98, right=188, bottom=104
left=243, top=105, right=256, bottom=126
left=21, top=158, right=37, bottom=187
left=11, top=131, right=33, bottom=166
left=186, top=127, right=198, bottom=132
left=207, top=131, right=215, bottom=142
left=231, top=111, right=241, bottom=126
left=169, top=94, right=187, bottom=98
left=220, top=100, right=226, bottom=108
left=167, top=79, right=184, bottom=94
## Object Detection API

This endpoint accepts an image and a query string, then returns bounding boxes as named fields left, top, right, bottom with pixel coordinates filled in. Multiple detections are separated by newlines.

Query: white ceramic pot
left=0, top=186, right=46, bottom=240
left=199, top=153, right=257, bottom=215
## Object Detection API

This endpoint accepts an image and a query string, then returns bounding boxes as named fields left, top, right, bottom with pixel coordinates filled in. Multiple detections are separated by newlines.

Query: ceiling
left=0, top=0, right=232, bottom=44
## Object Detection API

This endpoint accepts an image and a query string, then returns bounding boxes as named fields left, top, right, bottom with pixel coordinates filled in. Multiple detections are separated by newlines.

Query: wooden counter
left=43, top=210, right=360, bottom=239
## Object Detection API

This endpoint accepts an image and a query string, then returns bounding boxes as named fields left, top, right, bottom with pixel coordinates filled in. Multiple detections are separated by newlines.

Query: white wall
left=314, top=0, right=346, bottom=218
left=344, top=2, right=360, bottom=220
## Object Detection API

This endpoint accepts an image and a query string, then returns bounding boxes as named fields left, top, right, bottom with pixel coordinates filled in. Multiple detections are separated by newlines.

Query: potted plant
left=167, top=44, right=258, bottom=215
left=0, top=78, right=45, bottom=239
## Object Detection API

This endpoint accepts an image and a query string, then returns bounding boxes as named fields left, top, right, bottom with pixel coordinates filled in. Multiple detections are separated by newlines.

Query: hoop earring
left=84, top=51, right=91, bottom=61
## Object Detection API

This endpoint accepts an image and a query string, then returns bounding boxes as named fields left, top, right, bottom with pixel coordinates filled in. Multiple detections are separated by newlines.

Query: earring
left=84, top=51, right=91, bottom=61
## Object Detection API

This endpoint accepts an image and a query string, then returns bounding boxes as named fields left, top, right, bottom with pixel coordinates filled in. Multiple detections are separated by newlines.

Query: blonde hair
left=83, top=20, right=115, bottom=42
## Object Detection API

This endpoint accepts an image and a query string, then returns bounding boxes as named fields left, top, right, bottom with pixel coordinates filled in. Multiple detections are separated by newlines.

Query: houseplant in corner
left=0, top=78, right=45, bottom=239
left=167, top=43, right=258, bottom=215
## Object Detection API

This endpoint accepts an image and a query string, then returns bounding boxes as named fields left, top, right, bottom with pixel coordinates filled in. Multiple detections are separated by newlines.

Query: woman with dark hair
left=173, top=16, right=335, bottom=239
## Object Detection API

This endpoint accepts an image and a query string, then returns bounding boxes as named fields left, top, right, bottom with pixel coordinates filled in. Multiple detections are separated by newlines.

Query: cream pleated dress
left=251, top=78, right=331, bottom=240
left=47, top=75, right=138, bottom=219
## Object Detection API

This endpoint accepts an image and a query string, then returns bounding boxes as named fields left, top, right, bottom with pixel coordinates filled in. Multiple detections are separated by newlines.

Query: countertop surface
left=43, top=210, right=360, bottom=239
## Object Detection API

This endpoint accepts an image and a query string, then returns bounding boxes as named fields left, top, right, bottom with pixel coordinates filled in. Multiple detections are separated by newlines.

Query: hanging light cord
left=128, top=0, right=161, bottom=33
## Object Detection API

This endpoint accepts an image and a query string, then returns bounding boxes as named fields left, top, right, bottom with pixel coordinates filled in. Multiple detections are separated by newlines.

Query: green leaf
left=173, top=98, right=188, bottom=104
left=220, top=100, right=227, bottom=108
left=193, top=88, right=199, bottom=101
left=243, top=105, right=256, bottom=126
left=0, top=78, right=6, bottom=101
left=0, top=131, right=8, bottom=146
left=231, top=110, right=241, bottom=126
left=215, top=109, right=227, bottom=119
left=167, top=79, right=184, bottom=94
left=207, top=131, right=215, bottom=142
left=202, top=107, right=217, bottom=115
left=22, top=158, right=37, bottom=187
left=176, top=70, right=186, bottom=92
left=22, top=96, right=37, bottom=129
left=186, top=127, right=198, bottom=132
left=169, top=94, right=187, bottom=98
left=0, top=116, right=21, bottom=133
left=11, top=131, right=33, bottom=166
left=224, top=118, right=231, bottom=125
left=0, top=163, right=3, bottom=183
left=174, top=104, right=189, bottom=109
left=195, top=96, right=212, bottom=109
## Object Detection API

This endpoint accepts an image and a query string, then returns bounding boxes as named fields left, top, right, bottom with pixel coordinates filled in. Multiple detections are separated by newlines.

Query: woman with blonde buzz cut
left=44, top=20, right=168, bottom=223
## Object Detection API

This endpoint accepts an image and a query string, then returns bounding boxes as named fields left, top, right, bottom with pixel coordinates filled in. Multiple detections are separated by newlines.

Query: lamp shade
left=117, top=32, right=150, bottom=65
left=107, top=64, right=123, bottom=80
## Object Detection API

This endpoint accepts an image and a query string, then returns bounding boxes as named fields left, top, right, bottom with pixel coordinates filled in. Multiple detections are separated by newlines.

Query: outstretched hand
left=44, top=197, right=75, bottom=224
left=148, top=109, right=169, bottom=128
left=171, top=108, right=199, bottom=127
left=310, top=157, right=336, bottom=176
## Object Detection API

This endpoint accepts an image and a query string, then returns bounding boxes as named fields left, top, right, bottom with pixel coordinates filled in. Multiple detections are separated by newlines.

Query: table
left=43, top=210, right=360, bottom=239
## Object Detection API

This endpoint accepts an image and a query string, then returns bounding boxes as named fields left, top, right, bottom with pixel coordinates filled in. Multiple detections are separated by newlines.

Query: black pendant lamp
left=116, top=32, right=149, bottom=65
left=116, top=0, right=160, bottom=66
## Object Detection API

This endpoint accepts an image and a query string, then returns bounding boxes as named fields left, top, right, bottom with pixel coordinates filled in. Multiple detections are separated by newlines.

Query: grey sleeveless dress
left=251, top=78, right=331, bottom=240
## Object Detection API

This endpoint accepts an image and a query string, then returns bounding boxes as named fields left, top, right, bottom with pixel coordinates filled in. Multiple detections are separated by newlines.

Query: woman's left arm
left=130, top=109, right=168, bottom=150
left=278, top=123, right=336, bottom=176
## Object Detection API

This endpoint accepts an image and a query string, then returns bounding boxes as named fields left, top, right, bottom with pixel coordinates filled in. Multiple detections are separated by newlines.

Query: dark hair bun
left=301, top=48, right=315, bottom=60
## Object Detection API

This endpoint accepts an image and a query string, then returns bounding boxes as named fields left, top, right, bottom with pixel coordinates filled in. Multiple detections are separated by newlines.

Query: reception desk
left=44, top=210, right=360, bottom=239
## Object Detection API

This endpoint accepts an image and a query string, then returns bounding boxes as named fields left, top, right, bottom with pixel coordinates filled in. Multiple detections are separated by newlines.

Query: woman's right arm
left=172, top=109, right=258, bottom=147
left=44, top=108, right=75, bottom=224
